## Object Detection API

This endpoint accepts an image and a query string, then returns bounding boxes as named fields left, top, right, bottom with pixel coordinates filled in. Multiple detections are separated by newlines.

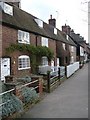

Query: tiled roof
left=0, top=3, right=76, bottom=46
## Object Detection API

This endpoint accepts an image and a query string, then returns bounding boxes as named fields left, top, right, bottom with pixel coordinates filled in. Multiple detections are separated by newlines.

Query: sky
left=21, top=0, right=88, bottom=42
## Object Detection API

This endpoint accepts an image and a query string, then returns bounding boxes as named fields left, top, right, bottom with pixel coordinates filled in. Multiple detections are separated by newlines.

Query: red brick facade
left=1, top=25, right=57, bottom=78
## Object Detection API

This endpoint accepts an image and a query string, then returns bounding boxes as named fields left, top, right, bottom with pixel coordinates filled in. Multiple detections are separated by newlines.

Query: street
left=21, top=63, right=88, bottom=118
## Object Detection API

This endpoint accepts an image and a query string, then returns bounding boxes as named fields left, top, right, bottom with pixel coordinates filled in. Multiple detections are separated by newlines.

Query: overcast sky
left=21, top=0, right=88, bottom=42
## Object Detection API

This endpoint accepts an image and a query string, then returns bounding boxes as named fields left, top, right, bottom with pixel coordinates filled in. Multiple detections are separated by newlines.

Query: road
left=21, top=63, right=88, bottom=118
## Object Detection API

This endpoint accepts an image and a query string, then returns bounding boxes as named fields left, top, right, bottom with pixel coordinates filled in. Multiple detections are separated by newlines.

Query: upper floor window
left=35, top=18, right=43, bottom=28
left=41, top=56, right=48, bottom=66
left=0, top=2, right=13, bottom=16
left=18, top=30, right=30, bottom=44
left=71, top=46, right=74, bottom=52
left=54, top=28, right=57, bottom=35
left=62, top=43, right=66, bottom=50
left=41, top=37, right=48, bottom=47
left=70, top=56, right=74, bottom=64
left=18, top=55, right=30, bottom=70
left=80, top=46, right=84, bottom=56
left=66, top=35, right=69, bottom=40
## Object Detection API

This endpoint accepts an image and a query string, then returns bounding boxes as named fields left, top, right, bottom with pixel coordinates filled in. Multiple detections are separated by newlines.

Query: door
left=1, top=58, right=10, bottom=81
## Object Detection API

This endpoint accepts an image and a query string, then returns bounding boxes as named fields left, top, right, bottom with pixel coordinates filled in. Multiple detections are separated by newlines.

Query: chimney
left=71, top=29, right=74, bottom=33
left=77, top=33, right=80, bottom=36
left=48, top=15, right=56, bottom=27
left=9, top=0, right=21, bottom=8
left=62, top=24, right=71, bottom=35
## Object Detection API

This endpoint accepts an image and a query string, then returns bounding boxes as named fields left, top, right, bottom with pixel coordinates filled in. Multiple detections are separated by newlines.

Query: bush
left=21, top=87, right=39, bottom=104
left=1, top=92, right=23, bottom=117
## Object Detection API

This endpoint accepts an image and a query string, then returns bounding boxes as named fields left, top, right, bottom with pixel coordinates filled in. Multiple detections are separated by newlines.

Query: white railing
left=39, top=65, right=51, bottom=75
left=66, top=62, right=79, bottom=78
left=39, top=66, right=65, bottom=77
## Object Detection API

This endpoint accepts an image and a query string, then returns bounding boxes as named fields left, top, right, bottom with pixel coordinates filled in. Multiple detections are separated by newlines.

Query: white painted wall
left=66, top=62, right=79, bottom=78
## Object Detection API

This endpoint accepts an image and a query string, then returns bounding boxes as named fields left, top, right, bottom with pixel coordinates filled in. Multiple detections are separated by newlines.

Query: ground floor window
left=18, top=55, right=30, bottom=70
left=41, top=56, right=48, bottom=66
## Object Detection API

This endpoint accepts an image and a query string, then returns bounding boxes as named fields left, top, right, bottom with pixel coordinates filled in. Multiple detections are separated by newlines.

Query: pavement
left=21, top=63, right=88, bottom=118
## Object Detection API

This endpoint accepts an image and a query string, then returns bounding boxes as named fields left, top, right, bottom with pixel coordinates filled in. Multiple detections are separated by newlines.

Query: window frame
left=41, top=37, right=48, bottom=47
left=71, top=46, right=74, bottom=52
left=35, top=18, right=43, bottom=28
left=41, top=56, right=48, bottom=66
left=18, top=30, right=30, bottom=44
left=0, top=2, right=13, bottom=16
left=18, top=55, right=30, bottom=70
left=54, top=28, right=57, bottom=35
left=62, top=43, right=66, bottom=50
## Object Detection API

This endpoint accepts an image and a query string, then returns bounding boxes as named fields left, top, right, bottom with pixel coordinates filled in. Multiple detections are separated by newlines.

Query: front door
left=1, top=58, right=10, bottom=81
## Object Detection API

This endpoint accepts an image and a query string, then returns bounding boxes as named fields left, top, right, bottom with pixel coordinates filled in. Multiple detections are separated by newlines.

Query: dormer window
left=0, top=2, right=13, bottom=16
left=54, top=28, right=57, bottom=35
left=35, top=18, right=43, bottom=28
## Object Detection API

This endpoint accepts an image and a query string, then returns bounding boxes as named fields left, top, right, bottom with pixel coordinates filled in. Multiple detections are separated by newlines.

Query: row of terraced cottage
left=0, top=1, right=90, bottom=81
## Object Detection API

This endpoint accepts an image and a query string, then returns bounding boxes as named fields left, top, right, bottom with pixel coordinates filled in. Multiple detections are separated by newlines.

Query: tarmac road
left=21, top=63, right=88, bottom=118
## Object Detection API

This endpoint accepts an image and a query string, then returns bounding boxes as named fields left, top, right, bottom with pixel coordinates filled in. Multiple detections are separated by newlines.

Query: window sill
left=18, top=67, right=31, bottom=70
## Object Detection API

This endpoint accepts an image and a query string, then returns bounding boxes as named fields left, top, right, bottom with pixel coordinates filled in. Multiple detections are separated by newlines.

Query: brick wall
left=56, top=41, right=70, bottom=65
left=2, top=25, right=35, bottom=77
left=48, top=38, right=57, bottom=65
left=2, top=25, right=18, bottom=56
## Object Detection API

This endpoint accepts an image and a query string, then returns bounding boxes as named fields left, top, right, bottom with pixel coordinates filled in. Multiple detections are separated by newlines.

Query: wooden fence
left=0, top=77, right=42, bottom=115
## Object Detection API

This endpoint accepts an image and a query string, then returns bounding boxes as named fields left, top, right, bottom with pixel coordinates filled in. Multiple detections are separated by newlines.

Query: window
left=18, top=30, right=30, bottom=44
left=35, top=18, right=43, bottom=28
left=54, top=28, right=57, bottom=35
left=66, top=35, right=69, bottom=40
left=62, top=43, right=66, bottom=50
left=41, top=56, right=48, bottom=66
left=18, top=55, right=30, bottom=70
left=70, top=56, right=74, bottom=64
left=71, top=46, right=74, bottom=52
left=57, top=58, right=59, bottom=67
left=41, top=37, right=48, bottom=47
left=80, top=46, right=84, bottom=56
left=0, top=2, right=13, bottom=16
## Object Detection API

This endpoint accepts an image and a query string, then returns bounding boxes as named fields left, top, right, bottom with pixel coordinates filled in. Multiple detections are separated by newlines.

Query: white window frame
left=62, top=43, right=66, bottom=50
left=0, top=2, right=13, bottom=16
left=71, top=46, right=74, bottom=52
left=54, top=28, right=57, bottom=35
left=41, top=37, right=48, bottom=47
left=57, top=58, right=59, bottom=67
left=35, top=18, right=43, bottom=28
left=80, top=46, right=84, bottom=56
left=18, top=55, right=30, bottom=70
left=66, top=35, right=69, bottom=40
left=41, top=56, right=48, bottom=66
left=18, top=30, right=30, bottom=44
left=70, top=56, right=74, bottom=64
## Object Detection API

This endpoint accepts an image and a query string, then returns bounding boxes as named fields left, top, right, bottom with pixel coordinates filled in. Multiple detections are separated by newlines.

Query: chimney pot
left=50, top=15, right=52, bottom=19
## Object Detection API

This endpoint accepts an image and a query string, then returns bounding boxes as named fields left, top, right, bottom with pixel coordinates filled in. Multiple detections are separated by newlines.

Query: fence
left=39, top=65, right=65, bottom=78
left=46, top=67, right=61, bottom=93
left=39, top=66, right=65, bottom=93
left=0, top=77, right=42, bottom=118
left=66, top=62, right=79, bottom=78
